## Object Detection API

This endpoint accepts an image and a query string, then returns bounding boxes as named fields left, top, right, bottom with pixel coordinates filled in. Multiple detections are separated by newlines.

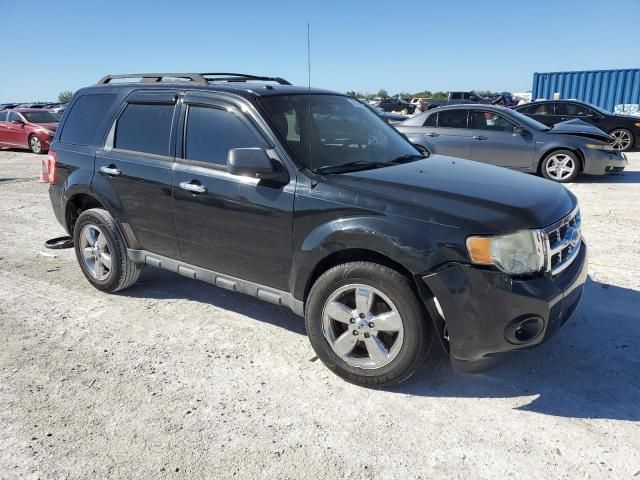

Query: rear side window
left=184, top=106, right=267, bottom=166
left=437, top=109, right=468, bottom=129
left=115, top=103, right=175, bottom=156
left=60, top=94, right=116, bottom=145
left=422, top=112, right=437, bottom=127
left=0, top=111, right=6, bottom=121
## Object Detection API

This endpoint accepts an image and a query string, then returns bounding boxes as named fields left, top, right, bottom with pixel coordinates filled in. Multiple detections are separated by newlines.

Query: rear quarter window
left=60, top=94, right=117, bottom=145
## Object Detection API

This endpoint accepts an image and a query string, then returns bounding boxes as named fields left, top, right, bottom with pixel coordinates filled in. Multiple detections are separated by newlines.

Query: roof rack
left=96, top=72, right=291, bottom=86
left=201, top=73, right=291, bottom=85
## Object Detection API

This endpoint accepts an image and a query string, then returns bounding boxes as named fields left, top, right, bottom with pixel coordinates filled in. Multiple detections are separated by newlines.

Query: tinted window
left=422, top=112, right=437, bottom=127
left=555, top=102, right=592, bottom=116
left=471, top=111, right=514, bottom=132
left=528, top=103, right=554, bottom=115
left=437, top=109, right=468, bottom=129
left=115, top=103, right=174, bottom=156
left=0, top=111, right=6, bottom=121
left=60, top=94, right=116, bottom=145
left=22, top=111, right=57, bottom=123
left=8, top=112, right=21, bottom=122
left=185, top=106, right=267, bottom=166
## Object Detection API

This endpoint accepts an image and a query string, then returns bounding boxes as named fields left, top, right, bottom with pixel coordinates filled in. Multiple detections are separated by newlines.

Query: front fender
left=290, top=215, right=442, bottom=301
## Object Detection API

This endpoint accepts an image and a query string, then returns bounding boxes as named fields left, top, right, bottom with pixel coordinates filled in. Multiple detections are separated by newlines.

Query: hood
left=33, top=122, right=58, bottom=131
left=327, top=156, right=576, bottom=233
left=548, top=119, right=611, bottom=142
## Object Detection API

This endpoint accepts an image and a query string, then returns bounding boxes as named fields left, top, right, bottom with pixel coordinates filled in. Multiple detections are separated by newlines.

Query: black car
left=374, top=98, right=416, bottom=114
left=46, top=72, right=587, bottom=386
left=514, top=100, right=640, bottom=151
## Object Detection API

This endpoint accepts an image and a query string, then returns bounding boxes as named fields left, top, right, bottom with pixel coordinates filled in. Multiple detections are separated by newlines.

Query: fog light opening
left=504, top=316, right=544, bottom=345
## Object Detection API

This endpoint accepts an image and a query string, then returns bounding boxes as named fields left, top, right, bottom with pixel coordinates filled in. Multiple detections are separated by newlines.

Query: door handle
left=99, top=165, right=121, bottom=176
left=179, top=181, right=207, bottom=194
left=472, top=135, right=487, bottom=140
left=425, top=132, right=439, bottom=137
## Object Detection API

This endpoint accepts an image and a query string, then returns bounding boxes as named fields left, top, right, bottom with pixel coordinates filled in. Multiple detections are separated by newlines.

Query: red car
left=0, top=109, right=58, bottom=154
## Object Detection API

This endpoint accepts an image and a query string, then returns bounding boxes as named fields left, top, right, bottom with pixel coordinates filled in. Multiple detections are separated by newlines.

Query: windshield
left=260, top=94, right=421, bottom=173
left=21, top=111, right=57, bottom=123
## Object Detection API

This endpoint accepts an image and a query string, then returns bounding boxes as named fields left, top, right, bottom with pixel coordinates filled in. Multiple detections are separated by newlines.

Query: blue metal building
left=532, top=68, right=640, bottom=112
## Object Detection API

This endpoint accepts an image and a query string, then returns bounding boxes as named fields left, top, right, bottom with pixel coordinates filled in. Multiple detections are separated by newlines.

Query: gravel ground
left=1, top=150, right=639, bottom=480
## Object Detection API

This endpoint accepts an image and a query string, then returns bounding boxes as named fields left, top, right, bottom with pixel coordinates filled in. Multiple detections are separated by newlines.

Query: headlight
left=466, top=230, right=546, bottom=275
left=585, top=143, right=615, bottom=151
left=40, top=128, right=55, bottom=137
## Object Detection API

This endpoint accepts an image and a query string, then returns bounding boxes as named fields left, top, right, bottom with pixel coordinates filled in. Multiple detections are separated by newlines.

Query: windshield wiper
left=314, top=160, right=393, bottom=174
left=388, top=154, right=425, bottom=164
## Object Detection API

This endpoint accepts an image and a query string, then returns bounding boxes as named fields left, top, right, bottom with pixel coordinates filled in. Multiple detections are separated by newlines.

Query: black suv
left=514, top=100, right=640, bottom=151
left=46, top=72, right=587, bottom=386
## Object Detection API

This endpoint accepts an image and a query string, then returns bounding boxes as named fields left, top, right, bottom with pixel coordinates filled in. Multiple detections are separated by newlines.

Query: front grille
left=544, top=207, right=581, bottom=276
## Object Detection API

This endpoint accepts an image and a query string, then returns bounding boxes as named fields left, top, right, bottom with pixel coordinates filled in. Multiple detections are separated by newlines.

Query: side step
left=127, top=249, right=304, bottom=316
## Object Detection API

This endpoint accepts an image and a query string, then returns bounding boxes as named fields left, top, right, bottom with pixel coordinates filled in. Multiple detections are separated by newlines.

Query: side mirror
left=227, top=148, right=289, bottom=184
left=514, top=126, right=528, bottom=135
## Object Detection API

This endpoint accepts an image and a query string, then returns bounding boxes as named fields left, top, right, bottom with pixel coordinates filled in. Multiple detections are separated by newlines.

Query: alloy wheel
left=79, top=225, right=112, bottom=281
left=29, top=136, right=42, bottom=154
left=322, top=284, right=404, bottom=369
left=610, top=129, right=632, bottom=151
left=545, top=153, right=575, bottom=181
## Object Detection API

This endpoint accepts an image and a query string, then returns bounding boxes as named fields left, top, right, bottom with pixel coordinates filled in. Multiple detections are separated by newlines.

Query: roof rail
left=96, top=72, right=291, bottom=86
left=97, top=73, right=208, bottom=85
left=201, top=73, right=291, bottom=85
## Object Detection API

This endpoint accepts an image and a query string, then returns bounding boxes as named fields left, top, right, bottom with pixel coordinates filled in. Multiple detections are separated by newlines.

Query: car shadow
left=119, top=267, right=306, bottom=335
left=119, top=269, right=639, bottom=421
left=575, top=170, right=640, bottom=184
left=393, top=276, right=640, bottom=421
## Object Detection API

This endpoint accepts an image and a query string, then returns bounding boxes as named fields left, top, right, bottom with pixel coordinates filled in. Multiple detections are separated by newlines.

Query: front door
left=5, top=112, right=27, bottom=146
left=93, top=91, right=180, bottom=259
left=469, top=110, right=536, bottom=170
left=172, top=93, right=294, bottom=291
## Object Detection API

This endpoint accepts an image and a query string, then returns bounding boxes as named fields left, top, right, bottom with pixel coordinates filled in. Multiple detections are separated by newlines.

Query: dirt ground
left=1, top=149, right=639, bottom=480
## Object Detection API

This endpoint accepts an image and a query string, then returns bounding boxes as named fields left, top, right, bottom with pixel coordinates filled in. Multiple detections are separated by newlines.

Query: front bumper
left=582, top=149, right=627, bottom=175
left=423, top=241, right=587, bottom=370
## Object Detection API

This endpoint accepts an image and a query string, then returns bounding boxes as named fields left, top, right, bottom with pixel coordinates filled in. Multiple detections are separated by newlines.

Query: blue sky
left=1, top=0, right=638, bottom=102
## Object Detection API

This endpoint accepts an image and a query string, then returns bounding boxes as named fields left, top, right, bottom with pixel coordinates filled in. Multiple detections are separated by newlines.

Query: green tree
left=58, top=91, right=74, bottom=104
left=376, top=89, right=388, bottom=99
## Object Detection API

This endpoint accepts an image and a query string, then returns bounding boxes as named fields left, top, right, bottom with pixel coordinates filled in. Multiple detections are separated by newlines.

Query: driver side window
left=8, top=112, right=21, bottom=122
left=471, top=111, right=514, bottom=132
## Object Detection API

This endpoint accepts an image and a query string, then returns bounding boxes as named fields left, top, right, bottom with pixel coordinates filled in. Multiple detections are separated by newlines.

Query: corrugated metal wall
left=532, top=69, right=640, bottom=112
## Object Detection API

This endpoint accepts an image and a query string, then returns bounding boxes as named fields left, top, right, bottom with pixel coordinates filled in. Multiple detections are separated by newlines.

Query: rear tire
left=305, top=261, right=432, bottom=387
left=73, top=208, right=141, bottom=293
left=540, top=150, right=579, bottom=183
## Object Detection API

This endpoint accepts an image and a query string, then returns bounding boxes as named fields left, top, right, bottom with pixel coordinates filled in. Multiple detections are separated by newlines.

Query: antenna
left=306, top=22, right=313, bottom=172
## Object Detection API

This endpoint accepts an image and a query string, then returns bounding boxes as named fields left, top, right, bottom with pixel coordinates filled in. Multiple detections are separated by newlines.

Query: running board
left=127, top=249, right=304, bottom=316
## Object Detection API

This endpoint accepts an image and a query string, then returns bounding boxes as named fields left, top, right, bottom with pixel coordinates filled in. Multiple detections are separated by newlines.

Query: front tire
left=73, top=208, right=141, bottom=293
left=305, top=261, right=432, bottom=387
left=540, top=150, right=579, bottom=183
left=610, top=128, right=633, bottom=151
left=29, top=135, right=43, bottom=154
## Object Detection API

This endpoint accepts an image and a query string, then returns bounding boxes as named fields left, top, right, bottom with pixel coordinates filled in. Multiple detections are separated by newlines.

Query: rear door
left=469, top=109, right=536, bottom=170
left=94, top=91, right=180, bottom=259
left=171, top=93, right=294, bottom=290
left=428, top=108, right=472, bottom=159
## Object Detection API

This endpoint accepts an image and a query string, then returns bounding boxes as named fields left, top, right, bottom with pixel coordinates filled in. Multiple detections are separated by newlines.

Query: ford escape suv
left=46, top=72, right=588, bottom=387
